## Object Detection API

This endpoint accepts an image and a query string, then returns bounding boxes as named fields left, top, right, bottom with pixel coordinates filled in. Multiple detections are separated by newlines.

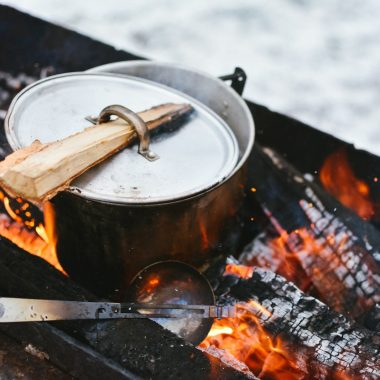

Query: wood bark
left=0, top=103, right=192, bottom=204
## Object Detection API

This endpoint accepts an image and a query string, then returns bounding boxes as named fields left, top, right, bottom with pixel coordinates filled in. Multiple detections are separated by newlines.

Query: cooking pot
left=5, top=61, right=254, bottom=298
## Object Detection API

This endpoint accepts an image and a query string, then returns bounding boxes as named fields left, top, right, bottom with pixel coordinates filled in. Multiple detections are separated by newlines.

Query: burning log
left=0, top=236, right=250, bottom=379
left=0, top=102, right=193, bottom=204
left=240, top=144, right=380, bottom=326
left=319, top=148, right=376, bottom=221
left=249, top=101, right=380, bottom=218
left=203, top=261, right=380, bottom=379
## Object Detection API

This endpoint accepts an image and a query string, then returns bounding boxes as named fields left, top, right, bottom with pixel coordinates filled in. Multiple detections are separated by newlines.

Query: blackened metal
left=53, top=167, right=245, bottom=298
left=125, top=261, right=216, bottom=345
left=219, top=67, right=247, bottom=96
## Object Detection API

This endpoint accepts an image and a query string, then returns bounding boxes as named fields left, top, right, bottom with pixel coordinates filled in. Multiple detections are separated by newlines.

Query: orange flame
left=320, top=148, right=374, bottom=220
left=224, top=263, right=254, bottom=279
left=241, top=231, right=311, bottom=292
left=242, top=219, right=380, bottom=315
left=0, top=191, right=65, bottom=274
left=200, top=300, right=303, bottom=379
left=144, top=276, right=161, bottom=294
left=201, top=264, right=357, bottom=379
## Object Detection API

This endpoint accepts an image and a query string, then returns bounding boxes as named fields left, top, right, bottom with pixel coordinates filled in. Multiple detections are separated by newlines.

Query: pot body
left=53, top=167, right=246, bottom=298
left=52, top=62, right=254, bottom=298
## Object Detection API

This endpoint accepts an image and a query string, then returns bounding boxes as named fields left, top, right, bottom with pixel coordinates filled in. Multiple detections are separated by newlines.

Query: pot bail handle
left=97, top=104, right=159, bottom=162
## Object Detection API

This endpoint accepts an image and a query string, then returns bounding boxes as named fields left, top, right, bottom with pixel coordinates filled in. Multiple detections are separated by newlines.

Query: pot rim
left=89, top=60, right=255, bottom=177
left=87, top=61, right=255, bottom=206
left=6, top=61, right=255, bottom=206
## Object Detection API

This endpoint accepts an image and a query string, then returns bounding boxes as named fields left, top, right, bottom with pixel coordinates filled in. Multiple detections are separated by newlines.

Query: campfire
left=1, top=144, right=379, bottom=379
left=320, top=148, right=376, bottom=221
left=0, top=192, right=63, bottom=272
left=0, top=5, right=379, bottom=380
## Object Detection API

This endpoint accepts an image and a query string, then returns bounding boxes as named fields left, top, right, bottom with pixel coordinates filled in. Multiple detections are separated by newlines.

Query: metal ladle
left=0, top=262, right=233, bottom=346
left=125, top=261, right=224, bottom=345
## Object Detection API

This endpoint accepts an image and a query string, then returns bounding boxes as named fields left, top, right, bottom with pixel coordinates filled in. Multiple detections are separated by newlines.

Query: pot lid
left=5, top=72, right=239, bottom=204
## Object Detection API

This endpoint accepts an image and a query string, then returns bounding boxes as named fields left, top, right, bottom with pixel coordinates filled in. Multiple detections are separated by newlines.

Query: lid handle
left=97, top=105, right=159, bottom=162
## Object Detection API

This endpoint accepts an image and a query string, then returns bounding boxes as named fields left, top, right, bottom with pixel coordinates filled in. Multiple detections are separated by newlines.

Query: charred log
left=0, top=236, right=251, bottom=380
left=207, top=261, right=380, bottom=379
left=0, top=330, right=71, bottom=380
left=249, top=101, right=380, bottom=214
left=241, top=144, right=380, bottom=327
left=1, top=320, right=140, bottom=380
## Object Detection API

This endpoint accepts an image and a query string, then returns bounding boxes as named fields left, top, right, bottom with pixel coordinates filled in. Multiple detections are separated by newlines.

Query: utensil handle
left=98, top=104, right=159, bottom=161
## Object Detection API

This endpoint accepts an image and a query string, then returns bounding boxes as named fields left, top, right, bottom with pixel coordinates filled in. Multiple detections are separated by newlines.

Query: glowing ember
left=201, top=265, right=359, bottom=379
left=0, top=191, right=65, bottom=274
left=242, top=217, right=380, bottom=318
left=240, top=230, right=311, bottom=292
left=320, top=148, right=374, bottom=220
left=224, top=263, right=254, bottom=279
left=207, top=326, right=234, bottom=337
left=200, top=300, right=303, bottom=379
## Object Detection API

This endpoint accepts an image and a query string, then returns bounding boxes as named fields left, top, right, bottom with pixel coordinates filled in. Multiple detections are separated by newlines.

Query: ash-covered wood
left=208, top=261, right=380, bottom=379
left=199, top=345, right=257, bottom=379
left=0, top=330, right=71, bottom=380
left=241, top=144, right=380, bottom=327
left=0, top=236, right=250, bottom=380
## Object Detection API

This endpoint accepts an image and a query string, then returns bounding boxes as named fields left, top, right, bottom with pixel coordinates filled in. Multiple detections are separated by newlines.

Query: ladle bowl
left=125, top=261, right=215, bottom=345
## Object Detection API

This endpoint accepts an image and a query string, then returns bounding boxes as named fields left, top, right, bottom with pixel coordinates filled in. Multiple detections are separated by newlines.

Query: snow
left=3, top=0, right=380, bottom=155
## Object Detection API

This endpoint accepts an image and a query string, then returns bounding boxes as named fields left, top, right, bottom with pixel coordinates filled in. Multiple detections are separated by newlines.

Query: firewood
left=207, top=260, right=380, bottom=379
left=0, top=236, right=250, bottom=380
left=248, top=101, right=380, bottom=219
left=241, top=144, right=380, bottom=328
left=0, top=330, right=71, bottom=380
left=0, top=102, right=193, bottom=204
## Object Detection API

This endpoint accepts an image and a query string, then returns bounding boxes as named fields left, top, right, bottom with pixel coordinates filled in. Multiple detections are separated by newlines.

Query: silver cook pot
left=5, top=61, right=254, bottom=298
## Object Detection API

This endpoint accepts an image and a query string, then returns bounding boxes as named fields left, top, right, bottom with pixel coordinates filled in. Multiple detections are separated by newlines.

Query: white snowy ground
left=3, top=0, right=380, bottom=154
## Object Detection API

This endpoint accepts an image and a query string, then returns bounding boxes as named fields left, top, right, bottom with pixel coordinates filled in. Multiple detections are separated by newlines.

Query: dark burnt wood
left=208, top=261, right=380, bottom=379
left=1, top=322, right=138, bottom=380
left=0, top=236, right=250, bottom=380
left=240, top=144, right=380, bottom=327
left=0, top=330, right=71, bottom=380
left=249, top=101, right=380, bottom=221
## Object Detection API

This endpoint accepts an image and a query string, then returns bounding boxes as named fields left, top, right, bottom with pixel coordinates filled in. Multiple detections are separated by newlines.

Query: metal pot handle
left=97, top=104, right=159, bottom=162
left=219, top=67, right=247, bottom=96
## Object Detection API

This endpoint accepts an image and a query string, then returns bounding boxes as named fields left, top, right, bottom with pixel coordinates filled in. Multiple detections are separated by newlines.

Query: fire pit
left=0, top=5, right=379, bottom=380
